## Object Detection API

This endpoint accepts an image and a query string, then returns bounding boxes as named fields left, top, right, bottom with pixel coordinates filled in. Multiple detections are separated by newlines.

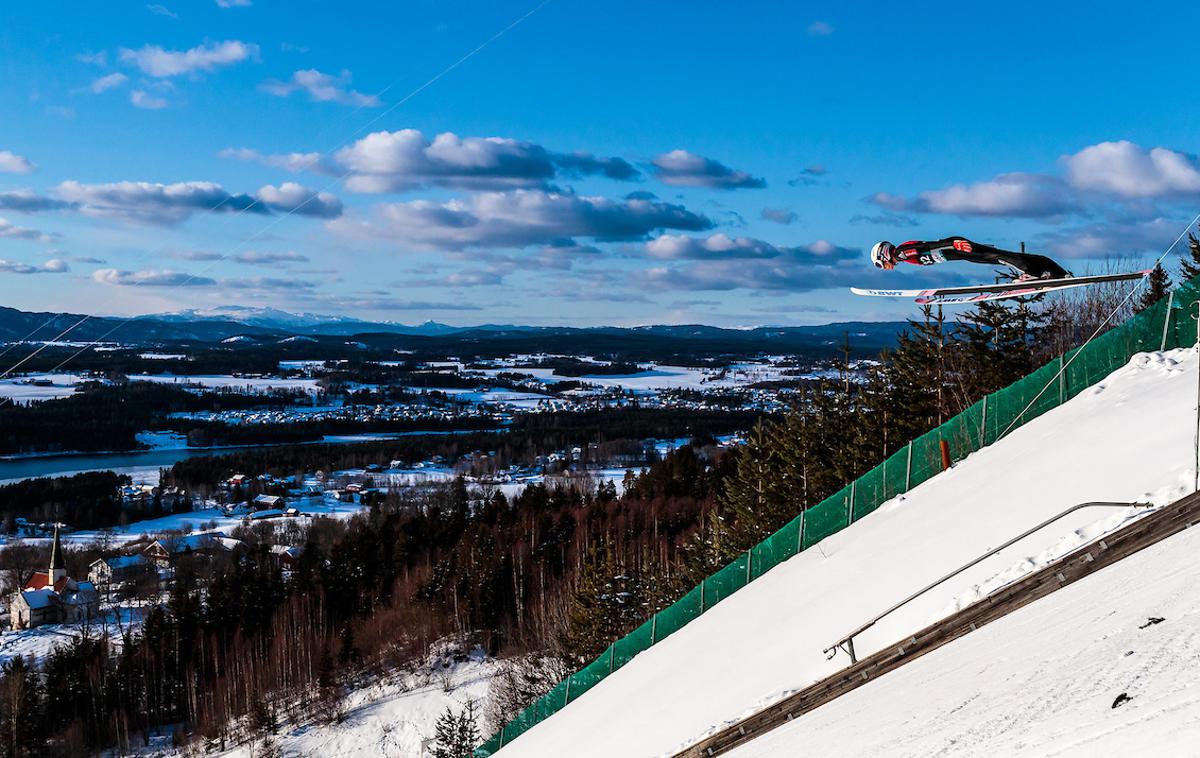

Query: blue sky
left=1, top=1, right=1199, bottom=327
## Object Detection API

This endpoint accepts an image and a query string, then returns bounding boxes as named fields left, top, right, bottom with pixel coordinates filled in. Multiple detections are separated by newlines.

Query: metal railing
left=822, top=501, right=1153, bottom=663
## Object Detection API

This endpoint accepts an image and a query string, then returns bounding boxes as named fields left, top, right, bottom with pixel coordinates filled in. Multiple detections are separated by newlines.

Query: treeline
left=162, top=408, right=758, bottom=492
left=0, top=471, right=132, bottom=531
left=0, top=382, right=306, bottom=454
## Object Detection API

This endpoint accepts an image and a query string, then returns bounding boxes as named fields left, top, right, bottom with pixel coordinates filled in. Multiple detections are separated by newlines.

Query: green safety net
left=474, top=274, right=1200, bottom=757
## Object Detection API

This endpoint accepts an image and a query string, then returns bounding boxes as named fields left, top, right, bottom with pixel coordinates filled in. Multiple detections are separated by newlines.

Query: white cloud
left=646, top=233, right=783, bottom=260
left=0, top=218, right=54, bottom=242
left=330, top=189, right=712, bottom=250
left=261, top=69, right=380, bottom=107
left=651, top=149, right=765, bottom=189
left=1063, top=140, right=1200, bottom=199
left=256, top=182, right=343, bottom=218
left=90, top=73, right=129, bottom=94
left=218, top=147, right=327, bottom=173
left=807, top=21, right=835, bottom=36
left=871, top=173, right=1079, bottom=218
left=330, top=129, right=637, bottom=193
left=0, top=151, right=35, bottom=174
left=215, top=0, right=251, bottom=6
left=53, top=179, right=341, bottom=224
left=130, top=90, right=169, bottom=109
left=146, top=4, right=178, bottom=18
left=0, top=258, right=68, bottom=274
left=92, top=268, right=215, bottom=286
left=119, top=40, right=257, bottom=77
left=234, top=250, right=310, bottom=265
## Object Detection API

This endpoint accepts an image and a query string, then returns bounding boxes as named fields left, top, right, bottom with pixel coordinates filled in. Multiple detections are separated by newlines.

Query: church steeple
left=48, top=525, right=66, bottom=585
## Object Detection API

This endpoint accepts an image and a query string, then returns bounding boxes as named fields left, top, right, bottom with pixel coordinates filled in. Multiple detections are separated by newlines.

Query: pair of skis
left=851, top=270, right=1152, bottom=305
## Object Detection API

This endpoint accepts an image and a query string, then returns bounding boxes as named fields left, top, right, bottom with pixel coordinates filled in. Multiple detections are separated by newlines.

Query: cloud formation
left=130, top=90, right=169, bottom=109
left=256, top=182, right=343, bottom=218
left=870, top=173, right=1079, bottom=218
left=218, top=148, right=327, bottom=173
left=54, top=180, right=341, bottom=224
left=0, top=258, right=68, bottom=274
left=327, top=129, right=638, bottom=193
left=642, top=239, right=866, bottom=292
left=90, top=73, right=129, bottom=94
left=651, top=149, right=765, bottom=189
left=0, top=151, right=35, bottom=174
left=331, top=189, right=712, bottom=250
left=807, top=21, right=835, bottom=36
left=261, top=69, right=380, bottom=107
left=119, top=40, right=257, bottom=77
left=1062, top=141, right=1200, bottom=199
left=646, top=233, right=786, bottom=260
left=234, top=250, right=310, bottom=265
left=761, top=207, right=798, bottom=225
left=0, top=190, right=72, bottom=212
left=93, top=268, right=214, bottom=286
left=0, top=218, right=55, bottom=243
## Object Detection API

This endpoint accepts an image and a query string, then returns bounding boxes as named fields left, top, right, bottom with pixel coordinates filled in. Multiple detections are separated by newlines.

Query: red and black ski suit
left=895, top=237, right=1070, bottom=279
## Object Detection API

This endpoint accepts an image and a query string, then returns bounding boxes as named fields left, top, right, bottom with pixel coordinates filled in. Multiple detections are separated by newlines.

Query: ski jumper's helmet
left=870, top=241, right=896, bottom=270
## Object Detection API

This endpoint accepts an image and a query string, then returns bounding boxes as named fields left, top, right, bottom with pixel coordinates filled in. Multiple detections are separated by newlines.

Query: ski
left=851, top=270, right=1151, bottom=305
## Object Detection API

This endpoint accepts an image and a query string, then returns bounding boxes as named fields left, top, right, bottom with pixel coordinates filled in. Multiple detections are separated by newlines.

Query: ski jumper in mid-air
left=869, top=237, right=1070, bottom=280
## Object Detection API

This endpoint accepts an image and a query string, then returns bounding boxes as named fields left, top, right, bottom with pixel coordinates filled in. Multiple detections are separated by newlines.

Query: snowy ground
left=0, top=605, right=148, bottom=666
left=165, top=645, right=500, bottom=758
left=726, top=514, right=1200, bottom=758
left=0, top=373, right=90, bottom=403
left=496, top=349, right=1200, bottom=757
left=474, top=360, right=826, bottom=394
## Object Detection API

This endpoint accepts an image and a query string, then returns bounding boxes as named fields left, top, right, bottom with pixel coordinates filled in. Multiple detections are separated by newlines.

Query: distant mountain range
left=0, top=305, right=911, bottom=357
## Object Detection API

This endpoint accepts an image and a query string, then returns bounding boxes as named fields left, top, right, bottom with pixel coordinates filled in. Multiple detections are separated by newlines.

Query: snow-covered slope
left=170, top=646, right=500, bottom=758
left=498, top=349, right=1200, bottom=757
left=726, top=513, right=1200, bottom=757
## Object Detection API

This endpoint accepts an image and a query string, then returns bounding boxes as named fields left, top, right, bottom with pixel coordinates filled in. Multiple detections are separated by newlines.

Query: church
left=10, top=527, right=100, bottom=630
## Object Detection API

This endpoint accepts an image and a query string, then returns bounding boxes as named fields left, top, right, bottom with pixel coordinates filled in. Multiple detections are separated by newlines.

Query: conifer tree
left=430, top=700, right=480, bottom=758
left=1134, top=263, right=1172, bottom=314
left=1179, top=233, right=1200, bottom=282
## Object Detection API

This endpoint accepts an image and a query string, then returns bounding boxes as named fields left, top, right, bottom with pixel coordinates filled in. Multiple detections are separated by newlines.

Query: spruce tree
left=1179, top=233, right=1200, bottom=282
left=1134, top=263, right=1172, bottom=314
left=430, top=700, right=480, bottom=758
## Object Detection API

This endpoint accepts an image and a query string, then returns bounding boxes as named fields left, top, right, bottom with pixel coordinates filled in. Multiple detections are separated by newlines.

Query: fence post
left=700, top=578, right=706, bottom=613
left=650, top=613, right=657, bottom=645
left=1058, top=354, right=1065, bottom=405
left=609, top=645, right=615, bottom=674
left=849, top=480, right=856, bottom=522
left=1161, top=290, right=1176, bottom=351
left=797, top=511, right=805, bottom=553
left=905, top=441, right=913, bottom=491
left=564, top=676, right=571, bottom=706
left=980, top=394, right=988, bottom=448
left=745, top=550, right=752, bottom=583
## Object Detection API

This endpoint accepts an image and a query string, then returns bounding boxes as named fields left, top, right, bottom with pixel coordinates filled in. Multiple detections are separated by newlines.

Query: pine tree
left=1134, top=263, right=1172, bottom=314
left=558, top=546, right=652, bottom=662
left=430, top=700, right=480, bottom=758
left=1179, top=233, right=1200, bottom=282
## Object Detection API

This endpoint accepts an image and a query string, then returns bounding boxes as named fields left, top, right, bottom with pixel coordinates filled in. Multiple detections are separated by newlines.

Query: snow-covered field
left=475, top=360, right=824, bottom=394
left=0, top=373, right=90, bottom=403
left=726, top=514, right=1200, bottom=757
left=0, top=606, right=148, bottom=667
left=496, top=349, right=1200, bottom=757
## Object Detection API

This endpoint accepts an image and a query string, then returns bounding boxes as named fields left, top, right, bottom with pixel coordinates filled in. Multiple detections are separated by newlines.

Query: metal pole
left=1058, top=353, right=1065, bottom=405
left=980, top=395, right=988, bottom=449
left=905, top=441, right=913, bottom=491
left=849, top=480, right=856, bottom=522
left=1160, top=290, right=1176, bottom=351
left=745, top=550, right=752, bottom=583
left=650, top=613, right=657, bottom=645
left=700, top=578, right=706, bottom=613
left=1193, top=301, right=1200, bottom=493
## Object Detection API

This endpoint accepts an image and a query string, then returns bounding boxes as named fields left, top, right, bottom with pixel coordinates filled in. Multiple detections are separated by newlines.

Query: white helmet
left=870, top=241, right=896, bottom=270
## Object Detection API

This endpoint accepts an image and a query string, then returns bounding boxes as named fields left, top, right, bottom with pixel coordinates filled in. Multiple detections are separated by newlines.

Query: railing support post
left=905, top=441, right=913, bottom=491
left=1160, top=289, right=1175, bottom=351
